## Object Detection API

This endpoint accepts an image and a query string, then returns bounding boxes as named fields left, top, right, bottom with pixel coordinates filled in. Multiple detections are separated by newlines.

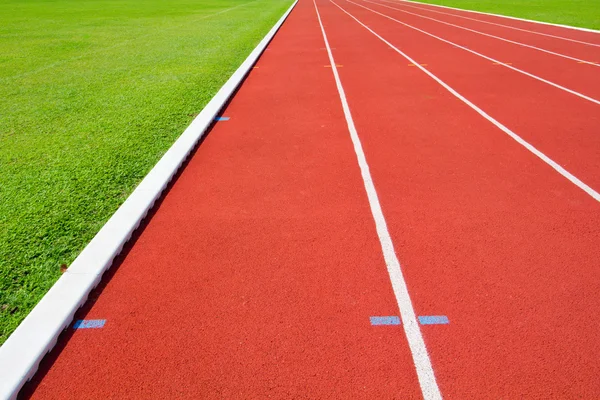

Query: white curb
left=0, top=1, right=297, bottom=398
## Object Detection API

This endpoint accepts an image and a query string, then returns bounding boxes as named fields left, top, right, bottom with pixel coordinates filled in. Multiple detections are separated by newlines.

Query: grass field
left=413, top=0, right=600, bottom=29
left=0, top=0, right=293, bottom=344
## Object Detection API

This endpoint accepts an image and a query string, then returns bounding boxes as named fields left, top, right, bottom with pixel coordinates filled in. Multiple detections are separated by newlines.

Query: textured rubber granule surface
left=22, top=0, right=600, bottom=398
left=23, top=1, right=423, bottom=399
left=317, top=0, right=600, bottom=397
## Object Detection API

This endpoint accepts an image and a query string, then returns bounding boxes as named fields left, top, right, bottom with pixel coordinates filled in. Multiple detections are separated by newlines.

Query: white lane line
left=313, top=1, right=443, bottom=399
left=345, top=0, right=600, bottom=106
left=395, top=0, right=600, bottom=36
left=387, top=0, right=600, bottom=47
left=330, top=0, right=600, bottom=203
left=364, top=0, right=599, bottom=66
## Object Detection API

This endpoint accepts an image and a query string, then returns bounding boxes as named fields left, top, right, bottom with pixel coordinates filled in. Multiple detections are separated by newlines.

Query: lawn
left=0, top=0, right=293, bottom=344
left=411, top=0, right=600, bottom=30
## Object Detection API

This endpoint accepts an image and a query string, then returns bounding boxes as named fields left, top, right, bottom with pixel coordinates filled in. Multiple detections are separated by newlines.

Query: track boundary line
left=330, top=0, right=600, bottom=203
left=364, top=0, right=599, bottom=66
left=314, top=1, right=443, bottom=399
left=0, top=2, right=298, bottom=398
left=345, top=0, right=600, bottom=105
left=384, top=0, right=600, bottom=47
left=396, top=0, right=600, bottom=34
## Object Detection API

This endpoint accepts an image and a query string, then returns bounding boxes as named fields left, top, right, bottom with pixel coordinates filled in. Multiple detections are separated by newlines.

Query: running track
left=21, top=0, right=600, bottom=398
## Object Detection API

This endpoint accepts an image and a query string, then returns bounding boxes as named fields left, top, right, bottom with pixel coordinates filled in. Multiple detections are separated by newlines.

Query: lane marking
left=314, top=2, right=443, bottom=399
left=408, top=63, right=428, bottom=66
left=364, top=0, right=600, bottom=66
left=330, top=0, right=600, bottom=202
left=325, top=64, right=344, bottom=67
left=345, top=0, right=600, bottom=105
left=370, top=315, right=450, bottom=325
left=214, top=116, right=230, bottom=121
left=419, top=316, right=449, bottom=325
left=393, top=0, right=600, bottom=38
left=371, top=316, right=402, bottom=325
left=73, top=319, right=106, bottom=329
left=492, top=62, right=512, bottom=65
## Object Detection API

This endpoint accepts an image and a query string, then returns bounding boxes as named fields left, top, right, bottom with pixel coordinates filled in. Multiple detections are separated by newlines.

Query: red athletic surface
left=23, top=0, right=600, bottom=398
left=336, top=0, right=600, bottom=189
left=359, top=0, right=600, bottom=99
left=376, top=0, right=600, bottom=60
left=392, top=0, right=600, bottom=45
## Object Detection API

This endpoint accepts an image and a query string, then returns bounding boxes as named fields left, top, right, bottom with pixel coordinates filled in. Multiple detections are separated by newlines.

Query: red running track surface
left=372, top=0, right=600, bottom=59
left=356, top=0, right=600, bottom=99
left=22, top=0, right=600, bottom=398
left=333, top=0, right=600, bottom=190
left=389, top=0, right=600, bottom=45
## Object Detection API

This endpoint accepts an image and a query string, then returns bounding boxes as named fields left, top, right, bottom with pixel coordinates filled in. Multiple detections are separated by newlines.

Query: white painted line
left=313, top=1, right=443, bottom=399
left=385, top=0, right=600, bottom=47
left=0, top=1, right=298, bottom=399
left=364, top=0, right=600, bottom=66
left=345, top=0, right=600, bottom=105
left=395, top=0, right=600, bottom=35
left=330, top=0, right=600, bottom=203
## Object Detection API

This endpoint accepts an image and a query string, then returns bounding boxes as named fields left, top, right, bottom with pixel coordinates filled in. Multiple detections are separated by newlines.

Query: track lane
left=350, top=0, right=600, bottom=102
left=380, top=0, right=600, bottom=56
left=393, top=0, right=600, bottom=44
left=317, top=0, right=600, bottom=397
left=315, top=1, right=442, bottom=397
left=22, top=1, right=425, bottom=398
left=334, top=0, right=600, bottom=192
left=369, top=0, right=600, bottom=65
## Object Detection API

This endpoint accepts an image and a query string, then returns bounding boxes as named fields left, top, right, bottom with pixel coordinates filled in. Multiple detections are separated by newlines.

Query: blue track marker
left=370, top=316, right=401, bottom=326
left=214, top=116, right=230, bottom=121
left=73, top=319, right=106, bottom=329
left=418, top=316, right=449, bottom=325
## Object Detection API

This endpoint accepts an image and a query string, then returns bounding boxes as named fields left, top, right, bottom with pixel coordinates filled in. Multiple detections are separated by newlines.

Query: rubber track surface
left=378, top=0, right=600, bottom=58
left=337, top=0, right=600, bottom=189
left=23, top=0, right=600, bottom=398
left=393, top=0, right=600, bottom=44
left=317, top=1, right=599, bottom=396
left=360, top=0, right=600, bottom=98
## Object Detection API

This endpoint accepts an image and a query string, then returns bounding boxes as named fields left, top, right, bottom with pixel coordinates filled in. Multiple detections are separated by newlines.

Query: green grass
left=0, top=0, right=293, bottom=344
left=412, top=0, right=600, bottom=30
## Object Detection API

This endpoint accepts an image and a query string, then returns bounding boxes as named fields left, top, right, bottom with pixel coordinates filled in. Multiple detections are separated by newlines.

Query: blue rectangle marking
left=214, top=116, right=230, bottom=121
left=418, top=315, right=449, bottom=325
left=73, top=319, right=106, bottom=329
left=370, top=316, right=401, bottom=326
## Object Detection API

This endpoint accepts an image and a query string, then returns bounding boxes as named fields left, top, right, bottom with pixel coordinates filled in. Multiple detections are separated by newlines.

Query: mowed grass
left=0, top=0, right=293, bottom=344
left=413, top=0, right=600, bottom=30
